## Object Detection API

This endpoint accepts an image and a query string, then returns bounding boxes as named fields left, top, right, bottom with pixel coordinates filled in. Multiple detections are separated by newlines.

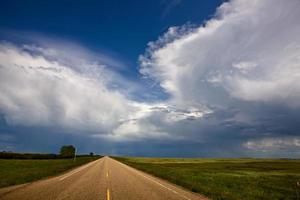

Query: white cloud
left=106, top=102, right=209, bottom=141
left=0, top=39, right=213, bottom=141
left=0, top=42, right=132, bottom=133
left=140, top=0, right=300, bottom=107
left=137, top=0, right=300, bottom=156
left=244, top=137, right=300, bottom=152
left=232, top=61, right=257, bottom=73
left=0, top=41, right=207, bottom=142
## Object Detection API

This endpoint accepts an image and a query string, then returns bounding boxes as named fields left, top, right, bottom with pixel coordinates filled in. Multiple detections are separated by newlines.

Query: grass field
left=114, top=157, right=300, bottom=200
left=0, top=156, right=100, bottom=188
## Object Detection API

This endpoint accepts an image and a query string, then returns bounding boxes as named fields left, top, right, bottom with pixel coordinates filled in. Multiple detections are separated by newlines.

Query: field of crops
left=115, top=157, right=300, bottom=200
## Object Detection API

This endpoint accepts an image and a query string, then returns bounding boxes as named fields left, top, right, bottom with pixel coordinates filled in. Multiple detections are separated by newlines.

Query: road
left=0, top=157, right=208, bottom=200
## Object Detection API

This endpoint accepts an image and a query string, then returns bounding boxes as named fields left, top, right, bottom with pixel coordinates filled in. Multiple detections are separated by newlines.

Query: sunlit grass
left=115, top=157, right=300, bottom=200
left=0, top=157, right=100, bottom=188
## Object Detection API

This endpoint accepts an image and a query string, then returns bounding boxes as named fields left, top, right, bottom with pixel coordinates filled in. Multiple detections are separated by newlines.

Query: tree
left=60, top=145, right=75, bottom=158
left=89, top=152, right=94, bottom=157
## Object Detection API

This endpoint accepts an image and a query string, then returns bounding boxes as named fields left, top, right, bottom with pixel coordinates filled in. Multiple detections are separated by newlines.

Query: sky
left=0, top=0, right=300, bottom=157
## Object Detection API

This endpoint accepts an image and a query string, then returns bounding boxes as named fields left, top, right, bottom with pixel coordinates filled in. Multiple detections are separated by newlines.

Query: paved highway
left=0, top=157, right=208, bottom=200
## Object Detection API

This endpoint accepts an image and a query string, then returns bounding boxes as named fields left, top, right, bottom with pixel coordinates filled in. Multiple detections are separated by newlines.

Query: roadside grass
left=0, top=156, right=101, bottom=188
left=114, top=157, right=300, bottom=200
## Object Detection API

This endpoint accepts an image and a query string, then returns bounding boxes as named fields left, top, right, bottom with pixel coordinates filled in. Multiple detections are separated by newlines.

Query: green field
left=114, top=157, right=300, bottom=200
left=0, top=156, right=100, bottom=188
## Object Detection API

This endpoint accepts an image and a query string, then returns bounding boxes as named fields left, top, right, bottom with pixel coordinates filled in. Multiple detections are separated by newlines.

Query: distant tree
left=89, top=152, right=94, bottom=157
left=60, top=145, right=75, bottom=158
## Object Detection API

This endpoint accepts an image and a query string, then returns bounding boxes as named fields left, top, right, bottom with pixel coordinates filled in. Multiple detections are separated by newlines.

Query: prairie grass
left=0, top=156, right=100, bottom=188
left=114, top=157, right=300, bottom=200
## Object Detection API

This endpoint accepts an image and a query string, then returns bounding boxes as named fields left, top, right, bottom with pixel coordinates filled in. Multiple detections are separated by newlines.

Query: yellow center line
left=106, top=170, right=110, bottom=200
left=106, top=188, right=110, bottom=200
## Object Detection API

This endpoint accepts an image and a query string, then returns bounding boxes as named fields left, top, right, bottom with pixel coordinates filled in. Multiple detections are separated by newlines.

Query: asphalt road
left=0, top=157, right=208, bottom=200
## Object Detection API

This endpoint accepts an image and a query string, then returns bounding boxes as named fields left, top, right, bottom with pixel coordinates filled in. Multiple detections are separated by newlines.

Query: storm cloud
left=139, top=0, right=300, bottom=157
left=1, top=0, right=300, bottom=157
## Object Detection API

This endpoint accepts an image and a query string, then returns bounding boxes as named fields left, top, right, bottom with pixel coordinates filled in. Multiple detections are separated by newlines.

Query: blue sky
left=1, top=0, right=300, bottom=157
left=0, top=0, right=223, bottom=76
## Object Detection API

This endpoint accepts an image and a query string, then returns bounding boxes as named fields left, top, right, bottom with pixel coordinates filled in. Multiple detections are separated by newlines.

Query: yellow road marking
left=106, top=170, right=110, bottom=200
left=106, top=188, right=110, bottom=200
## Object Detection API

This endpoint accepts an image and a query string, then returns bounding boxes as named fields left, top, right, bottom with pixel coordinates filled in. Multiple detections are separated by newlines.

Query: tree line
left=0, top=145, right=96, bottom=159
